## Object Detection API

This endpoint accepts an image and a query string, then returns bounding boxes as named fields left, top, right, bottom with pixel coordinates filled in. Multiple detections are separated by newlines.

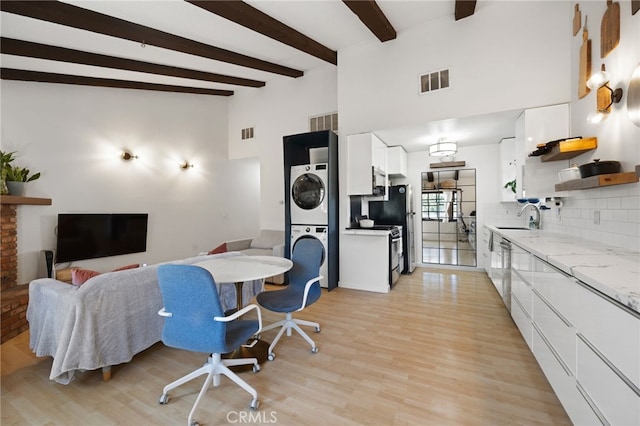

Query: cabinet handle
left=577, top=333, right=640, bottom=397
left=532, top=288, right=573, bottom=328
left=574, top=279, right=640, bottom=319
left=512, top=293, right=531, bottom=320
left=533, top=323, right=572, bottom=377
left=575, top=381, right=610, bottom=426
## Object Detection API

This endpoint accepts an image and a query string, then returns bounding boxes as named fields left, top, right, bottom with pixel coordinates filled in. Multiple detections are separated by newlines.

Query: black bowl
left=578, top=159, right=621, bottom=178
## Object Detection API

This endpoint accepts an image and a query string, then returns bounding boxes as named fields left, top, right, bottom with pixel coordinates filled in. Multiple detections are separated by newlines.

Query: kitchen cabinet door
left=387, top=146, right=407, bottom=177
left=346, top=132, right=388, bottom=196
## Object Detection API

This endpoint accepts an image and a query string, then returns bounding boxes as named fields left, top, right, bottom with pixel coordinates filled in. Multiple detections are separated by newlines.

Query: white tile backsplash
left=485, top=183, right=640, bottom=252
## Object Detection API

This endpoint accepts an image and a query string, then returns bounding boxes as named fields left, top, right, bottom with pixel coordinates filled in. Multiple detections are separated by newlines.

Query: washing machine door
left=291, top=173, right=326, bottom=210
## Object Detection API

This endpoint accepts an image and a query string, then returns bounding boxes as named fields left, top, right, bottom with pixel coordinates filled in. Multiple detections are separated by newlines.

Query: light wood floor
left=1, top=268, right=570, bottom=425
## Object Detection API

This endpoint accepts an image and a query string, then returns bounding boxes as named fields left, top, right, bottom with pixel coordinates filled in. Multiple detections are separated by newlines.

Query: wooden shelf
left=0, top=195, right=52, bottom=205
left=554, top=172, right=639, bottom=191
left=541, top=137, right=597, bottom=162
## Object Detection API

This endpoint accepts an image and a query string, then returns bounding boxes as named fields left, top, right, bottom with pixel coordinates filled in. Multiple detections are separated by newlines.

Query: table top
left=195, top=255, right=293, bottom=283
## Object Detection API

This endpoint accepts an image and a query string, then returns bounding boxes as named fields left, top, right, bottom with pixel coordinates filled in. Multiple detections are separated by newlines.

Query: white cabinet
left=340, top=232, right=390, bottom=293
left=506, top=250, right=640, bottom=426
left=347, top=132, right=388, bottom=196
left=499, top=137, right=517, bottom=202
left=386, top=146, right=407, bottom=177
left=514, top=104, right=569, bottom=199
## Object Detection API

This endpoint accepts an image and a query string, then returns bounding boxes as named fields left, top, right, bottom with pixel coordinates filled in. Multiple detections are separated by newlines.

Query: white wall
left=1, top=81, right=260, bottom=282
left=227, top=64, right=338, bottom=230
left=485, top=1, right=640, bottom=253
left=337, top=1, right=571, bottom=136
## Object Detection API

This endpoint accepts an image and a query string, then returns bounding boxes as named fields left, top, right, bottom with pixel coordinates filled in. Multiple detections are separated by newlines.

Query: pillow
left=249, top=230, right=283, bottom=249
left=71, top=268, right=101, bottom=286
left=112, top=263, right=140, bottom=272
left=208, top=243, right=227, bottom=255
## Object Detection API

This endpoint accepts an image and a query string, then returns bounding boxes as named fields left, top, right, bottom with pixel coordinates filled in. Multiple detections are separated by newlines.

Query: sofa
left=215, top=230, right=286, bottom=284
left=27, top=252, right=263, bottom=384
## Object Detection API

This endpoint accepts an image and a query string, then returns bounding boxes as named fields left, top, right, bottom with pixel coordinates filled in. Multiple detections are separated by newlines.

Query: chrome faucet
left=518, top=203, right=541, bottom=229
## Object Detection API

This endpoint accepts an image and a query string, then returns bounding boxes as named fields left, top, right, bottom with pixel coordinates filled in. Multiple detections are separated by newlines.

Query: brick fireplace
left=0, top=196, right=51, bottom=343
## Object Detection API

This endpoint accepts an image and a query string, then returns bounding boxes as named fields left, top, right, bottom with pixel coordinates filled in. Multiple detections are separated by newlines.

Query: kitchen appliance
left=558, top=165, right=581, bottom=182
left=488, top=232, right=512, bottom=311
left=290, top=225, right=328, bottom=288
left=368, top=184, right=416, bottom=274
left=578, top=159, right=621, bottom=178
left=290, top=164, right=328, bottom=225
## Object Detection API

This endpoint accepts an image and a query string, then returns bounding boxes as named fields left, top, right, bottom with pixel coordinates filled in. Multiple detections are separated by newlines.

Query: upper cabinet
left=387, top=146, right=408, bottom=178
left=499, top=137, right=517, bottom=202
left=347, top=132, right=388, bottom=197
left=515, top=104, right=570, bottom=199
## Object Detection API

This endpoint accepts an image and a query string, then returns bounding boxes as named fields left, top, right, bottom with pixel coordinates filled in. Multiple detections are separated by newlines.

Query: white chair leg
left=188, top=371, right=214, bottom=426
left=290, top=322, right=316, bottom=349
left=219, top=364, right=258, bottom=401
left=267, top=322, right=289, bottom=356
left=294, top=318, right=320, bottom=329
left=259, top=319, right=285, bottom=333
left=162, top=363, right=210, bottom=395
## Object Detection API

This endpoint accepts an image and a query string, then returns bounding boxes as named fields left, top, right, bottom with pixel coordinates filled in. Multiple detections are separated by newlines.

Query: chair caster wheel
left=311, top=347, right=318, bottom=354
left=315, top=326, right=321, bottom=333
left=250, top=398, right=260, bottom=410
left=267, top=353, right=275, bottom=361
left=159, top=394, right=169, bottom=405
left=190, top=421, right=199, bottom=426
left=252, top=364, right=260, bottom=373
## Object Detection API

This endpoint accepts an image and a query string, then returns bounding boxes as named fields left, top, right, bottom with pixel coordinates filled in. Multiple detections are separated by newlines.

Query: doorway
left=421, top=169, right=476, bottom=267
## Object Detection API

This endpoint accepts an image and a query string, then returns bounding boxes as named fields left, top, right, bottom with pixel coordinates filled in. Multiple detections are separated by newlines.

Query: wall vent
left=309, top=112, right=338, bottom=132
left=241, top=127, right=255, bottom=140
left=419, top=68, right=450, bottom=94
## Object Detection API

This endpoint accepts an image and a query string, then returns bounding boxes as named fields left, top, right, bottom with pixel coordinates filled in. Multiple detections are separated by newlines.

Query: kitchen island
left=486, top=225, right=639, bottom=426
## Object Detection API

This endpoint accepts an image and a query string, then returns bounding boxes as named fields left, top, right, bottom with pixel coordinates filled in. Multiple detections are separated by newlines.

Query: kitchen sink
left=496, top=226, right=530, bottom=230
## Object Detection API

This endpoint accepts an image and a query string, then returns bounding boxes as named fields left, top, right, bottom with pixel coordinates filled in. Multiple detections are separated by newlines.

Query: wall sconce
left=586, top=64, right=623, bottom=123
left=180, top=161, right=194, bottom=170
left=429, top=139, right=457, bottom=156
left=120, top=150, right=138, bottom=161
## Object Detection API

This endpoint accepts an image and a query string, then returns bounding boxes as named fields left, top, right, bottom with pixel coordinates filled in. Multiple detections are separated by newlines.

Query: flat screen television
left=56, top=213, right=149, bottom=263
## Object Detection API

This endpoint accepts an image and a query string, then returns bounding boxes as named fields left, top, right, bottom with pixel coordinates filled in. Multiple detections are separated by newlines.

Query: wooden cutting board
left=601, top=0, right=620, bottom=58
left=633, top=0, right=640, bottom=15
left=573, top=4, right=582, bottom=35
left=579, top=24, right=591, bottom=99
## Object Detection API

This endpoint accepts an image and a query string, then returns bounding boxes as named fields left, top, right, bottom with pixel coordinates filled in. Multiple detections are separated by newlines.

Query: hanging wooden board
left=573, top=4, right=582, bottom=35
left=578, top=24, right=591, bottom=99
left=633, top=0, right=640, bottom=15
left=601, top=0, right=620, bottom=58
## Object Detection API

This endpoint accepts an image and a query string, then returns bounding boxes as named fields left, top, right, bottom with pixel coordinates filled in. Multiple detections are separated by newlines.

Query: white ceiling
left=0, top=0, right=519, bottom=152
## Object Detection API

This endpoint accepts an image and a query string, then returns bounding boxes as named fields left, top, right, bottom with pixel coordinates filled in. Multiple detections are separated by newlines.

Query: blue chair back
left=157, top=264, right=229, bottom=354
left=289, top=237, right=324, bottom=304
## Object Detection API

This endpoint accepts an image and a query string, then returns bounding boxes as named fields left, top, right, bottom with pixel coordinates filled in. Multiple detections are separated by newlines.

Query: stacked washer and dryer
left=289, top=163, right=329, bottom=288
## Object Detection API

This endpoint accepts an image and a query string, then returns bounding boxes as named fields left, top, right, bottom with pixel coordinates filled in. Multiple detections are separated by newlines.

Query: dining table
left=194, top=254, right=293, bottom=369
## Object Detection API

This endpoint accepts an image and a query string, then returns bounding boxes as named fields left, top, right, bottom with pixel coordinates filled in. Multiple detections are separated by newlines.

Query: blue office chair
left=256, top=237, right=324, bottom=360
left=156, top=264, right=262, bottom=426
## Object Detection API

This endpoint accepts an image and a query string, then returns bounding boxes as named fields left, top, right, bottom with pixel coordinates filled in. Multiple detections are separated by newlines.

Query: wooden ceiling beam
left=1, top=37, right=265, bottom=88
left=455, top=0, right=477, bottom=21
left=342, top=0, right=396, bottom=42
left=0, top=68, right=234, bottom=96
left=187, top=1, right=337, bottom=65
left=0, top=0, right=303, bottom=78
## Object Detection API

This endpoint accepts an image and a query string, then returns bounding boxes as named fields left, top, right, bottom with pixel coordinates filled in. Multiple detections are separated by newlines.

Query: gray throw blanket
left=27, top=252, right=263, bottom=384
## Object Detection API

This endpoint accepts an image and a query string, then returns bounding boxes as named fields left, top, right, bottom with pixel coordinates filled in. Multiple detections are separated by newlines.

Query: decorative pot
left=6, top=181, right=27, bottom=196
left=578, top=159, right=621, bottom=178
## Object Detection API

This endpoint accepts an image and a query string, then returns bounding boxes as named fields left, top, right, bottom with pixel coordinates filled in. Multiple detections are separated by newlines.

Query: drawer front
left=533, top=327, right=602, bottom=426
left=577, top=337, right=640, bottom=426
left=511, top=293, right=532, bottom=350
left=512, top=269, right=533, bottom=317
left=533, top=292, right=576, bottom=375
left=511, top=242, right=532, bottom=283
left=532, top=257, right=576, bottom=324
left=572, top=282, right=640, bottom=389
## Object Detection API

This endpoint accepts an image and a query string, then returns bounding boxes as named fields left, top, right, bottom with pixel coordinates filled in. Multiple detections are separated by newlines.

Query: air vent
left=309, top=112, right=338, bottom=132
left=241, top=127, right=255, bottom=140
left=419, top=68, right=450, bottom=94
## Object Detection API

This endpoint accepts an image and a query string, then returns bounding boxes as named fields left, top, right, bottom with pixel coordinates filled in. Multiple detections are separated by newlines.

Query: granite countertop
left=487, top=226, right=640, bottom=314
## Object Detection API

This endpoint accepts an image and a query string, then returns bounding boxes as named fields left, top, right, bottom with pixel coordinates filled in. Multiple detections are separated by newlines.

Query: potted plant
left=1, top=150, right=41, bottom=196
left=504, top=179, right=516, bottom=195
left=0, top=150, right=16, bottom=195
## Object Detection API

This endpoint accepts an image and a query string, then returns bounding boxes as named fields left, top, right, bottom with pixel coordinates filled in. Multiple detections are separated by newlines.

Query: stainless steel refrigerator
left=368, top=185, right=416, bottom=274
